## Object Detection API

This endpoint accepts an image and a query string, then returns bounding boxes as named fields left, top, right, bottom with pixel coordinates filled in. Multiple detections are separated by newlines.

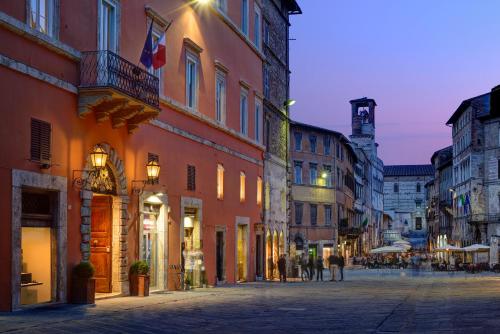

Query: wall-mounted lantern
left=73, top=145, right=114, bottom=192
left=132, top=159, right=162, bottom=194
left=90, top=145, right=108, bottom=169
left=146, top=160, right=161, bottom=184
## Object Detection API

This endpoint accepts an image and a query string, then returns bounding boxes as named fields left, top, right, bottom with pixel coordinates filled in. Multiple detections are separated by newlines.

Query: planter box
left=130, top=274, right=150, bottom=297
left=71, top=278, right=95, bottom=304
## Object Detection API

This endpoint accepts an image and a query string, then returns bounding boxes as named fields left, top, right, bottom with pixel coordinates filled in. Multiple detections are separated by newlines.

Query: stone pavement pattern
left=1, top=270, right=500, bottom=333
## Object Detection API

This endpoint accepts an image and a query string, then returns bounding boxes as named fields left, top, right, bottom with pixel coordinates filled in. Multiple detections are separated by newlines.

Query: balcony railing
left=79, top=50, right=159, bottom=108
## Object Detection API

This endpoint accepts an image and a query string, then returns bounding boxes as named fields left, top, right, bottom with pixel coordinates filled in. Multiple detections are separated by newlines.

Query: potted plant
left=71, top=262, right=95, bottom=304
left=129, top=260, right=150, bottom=297
left=184, top=276, right=191, bottom=290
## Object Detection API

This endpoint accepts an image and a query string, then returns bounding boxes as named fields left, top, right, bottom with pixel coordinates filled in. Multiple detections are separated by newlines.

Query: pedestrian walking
left=338, top=254, right=345, bottom=281
left=308, top=256, right=315, bottom=280
left=278, top=254, right=287, bottom=282
left=316, top=256, right=324, bottom=281
left=328, top=253, right=337, bottom=281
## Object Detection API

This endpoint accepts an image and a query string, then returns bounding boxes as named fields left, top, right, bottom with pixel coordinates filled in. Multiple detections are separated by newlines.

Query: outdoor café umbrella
left=434, top=245, right=463, bottom=252
left=461, top=244, right=490, bottom=252
left=370, top=246, right=406, bottom=254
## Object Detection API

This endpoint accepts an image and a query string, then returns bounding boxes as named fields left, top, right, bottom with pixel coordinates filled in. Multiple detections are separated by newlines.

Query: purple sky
left=289, top=0, right=500, bottom=165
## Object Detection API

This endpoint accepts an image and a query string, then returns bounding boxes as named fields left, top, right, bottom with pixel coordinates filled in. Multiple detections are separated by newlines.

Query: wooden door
left=90, top=196, right=112, bottom=293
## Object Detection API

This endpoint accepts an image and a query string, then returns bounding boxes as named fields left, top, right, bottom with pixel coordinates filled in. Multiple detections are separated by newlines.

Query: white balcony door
left=99, top=0, right=117, bottom=52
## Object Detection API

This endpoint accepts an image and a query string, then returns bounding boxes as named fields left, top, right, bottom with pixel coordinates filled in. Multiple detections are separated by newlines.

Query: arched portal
left=266, top=230, right=273, bottom=279
left=79, top=143, right=129, bottom=295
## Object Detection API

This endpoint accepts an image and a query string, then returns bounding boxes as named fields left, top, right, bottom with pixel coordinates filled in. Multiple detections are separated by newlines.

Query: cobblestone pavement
left=1, top=270, right=500, bottom=333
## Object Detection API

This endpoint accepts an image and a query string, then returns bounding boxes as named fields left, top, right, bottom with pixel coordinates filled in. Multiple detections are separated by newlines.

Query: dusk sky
left=289, top=0, right=500, bottom=165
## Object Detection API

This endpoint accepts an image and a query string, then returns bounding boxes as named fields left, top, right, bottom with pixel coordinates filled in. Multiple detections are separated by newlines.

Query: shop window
left=187, top=165, right=196, bottom=191
left=141, top=200, right=161, bottom=289
left=20, top=189, right=56, bottom=305
left=183, top=207, right=202, bottom=287
left=30, top=118, right=51, bottom=165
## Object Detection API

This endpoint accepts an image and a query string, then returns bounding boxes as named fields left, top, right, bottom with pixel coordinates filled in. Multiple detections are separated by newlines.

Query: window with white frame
left=217, top=164, right=224, bottom=200
left=186, top=52, right=199, bottom=109
left=99, top=0, right=118, bottom=52
left=240, top=88, right=249, bottom=136
left=240, top=171, right=246, bottom=202
left=215, top=70, right=226, bottom=124
left=254, top=4, right=261, bottom=49
left=148, top=29, right=163, bottom=92
left=255, top=98, right=263, bottom=143
left=241, top=0, right=249, bottom=36
left=29, top=0, right=55, bottom=36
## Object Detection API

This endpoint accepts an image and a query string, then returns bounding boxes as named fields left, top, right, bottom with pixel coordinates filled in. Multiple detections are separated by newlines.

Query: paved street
left=1, top=270, right=500, bottom=334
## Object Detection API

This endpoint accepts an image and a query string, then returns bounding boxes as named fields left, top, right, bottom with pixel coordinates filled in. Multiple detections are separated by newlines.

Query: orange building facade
left=0, top=0, right=264, bottom=311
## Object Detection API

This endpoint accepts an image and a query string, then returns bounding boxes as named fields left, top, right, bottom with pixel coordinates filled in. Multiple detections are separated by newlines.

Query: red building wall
left=0, top=0, right=263, bottom=310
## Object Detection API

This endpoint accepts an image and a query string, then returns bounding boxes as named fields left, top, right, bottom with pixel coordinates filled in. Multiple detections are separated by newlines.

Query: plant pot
left=130, top=274, right=150, bottom=297
left=71, top=277, right=95, bottom=304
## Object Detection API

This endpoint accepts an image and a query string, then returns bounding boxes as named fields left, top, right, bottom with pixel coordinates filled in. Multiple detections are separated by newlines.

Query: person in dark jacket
left=328, top=254, right=337, bottom=281
left=307, top=256, right=315, bottom=280
left=316, top=256, right=324, bottom=281
left=338, top=254, right=345, bottom=281
left=278, top=255, right=287, bottom=282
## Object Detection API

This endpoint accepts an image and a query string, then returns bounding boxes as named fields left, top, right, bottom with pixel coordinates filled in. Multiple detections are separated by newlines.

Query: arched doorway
left=272, top=231, right=279, bottom=278
left=266, top=230, right=273, bottom=279
left=80, top=143, right=129, bottom=294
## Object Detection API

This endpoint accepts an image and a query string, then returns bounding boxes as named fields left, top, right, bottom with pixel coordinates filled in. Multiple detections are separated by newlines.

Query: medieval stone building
left=261, top=0, right=301, bottom=279
left=349, top=98, right=385, bottom=251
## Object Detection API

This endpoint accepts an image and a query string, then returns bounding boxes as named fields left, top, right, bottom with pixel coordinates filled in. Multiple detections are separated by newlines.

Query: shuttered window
left=30, top=118, right=51, bottom=164
left=148, top=152, right=159, bottom=163
left=187, top=165, right=196, bottom=191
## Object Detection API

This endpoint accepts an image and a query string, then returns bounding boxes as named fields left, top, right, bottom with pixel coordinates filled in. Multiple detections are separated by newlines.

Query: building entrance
left=90, top=196, right=112, bottom=293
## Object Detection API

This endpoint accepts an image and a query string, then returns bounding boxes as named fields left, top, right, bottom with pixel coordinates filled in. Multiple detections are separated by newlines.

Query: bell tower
left=350, top=97, right=376, bottom=138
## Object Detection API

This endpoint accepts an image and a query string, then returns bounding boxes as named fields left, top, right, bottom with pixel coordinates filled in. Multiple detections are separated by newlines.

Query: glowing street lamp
left=90, top=145, right=108, bottom=170
left=197, top=0, right=211, bottom=5
left=284, top=99, right=296, bottom=107
left=146, top=160, right=161, bottom=184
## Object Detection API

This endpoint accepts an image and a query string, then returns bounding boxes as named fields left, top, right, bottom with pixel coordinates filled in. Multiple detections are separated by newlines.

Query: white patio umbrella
left=434, top=245, right=463, bottom=252
left=393, top=241, right=412, bottom=250
left=461, top=244, right=490, bottom=252
left=393, top=240, right=411, bottom=245
left=370, top=246, right=406, bottom=254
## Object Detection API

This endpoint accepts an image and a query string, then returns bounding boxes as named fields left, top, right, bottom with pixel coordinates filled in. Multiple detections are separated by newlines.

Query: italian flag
left=153, top=33, right=166, bottom=69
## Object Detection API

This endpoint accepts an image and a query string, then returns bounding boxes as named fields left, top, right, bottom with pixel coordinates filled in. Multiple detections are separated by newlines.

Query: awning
left=370, top=246, right=407, bottom=254
left=462, top=244, right=490, bottom=252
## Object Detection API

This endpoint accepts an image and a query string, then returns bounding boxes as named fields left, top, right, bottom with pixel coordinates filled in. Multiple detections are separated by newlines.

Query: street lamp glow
left=321, top=171, right=328, bottom=179
left=284, top=99, right=296, bottom=107
left=197, top=0, right=211, bottom=4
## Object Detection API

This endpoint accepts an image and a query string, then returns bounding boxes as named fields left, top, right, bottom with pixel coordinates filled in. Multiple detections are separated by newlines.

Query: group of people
left=299, top=253, right=345, bottom=282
